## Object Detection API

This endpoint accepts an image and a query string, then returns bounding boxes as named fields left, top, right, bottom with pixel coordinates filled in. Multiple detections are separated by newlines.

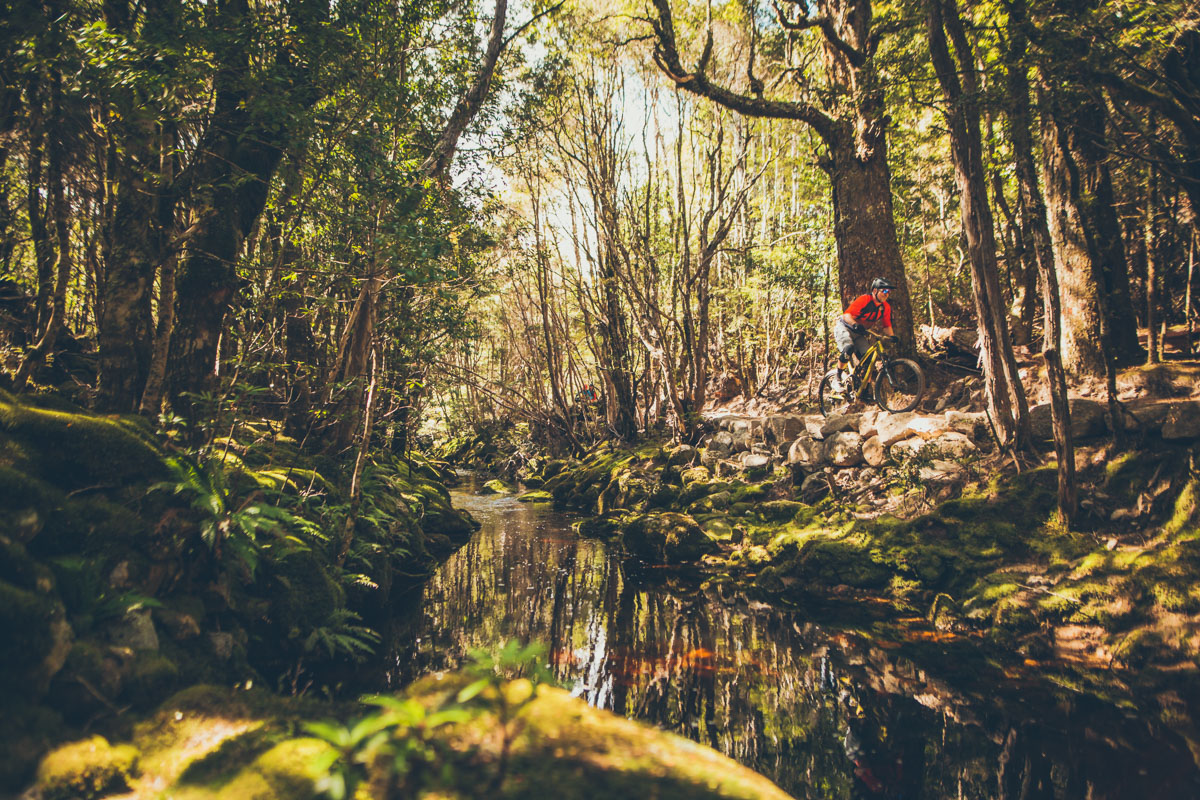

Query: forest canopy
left=0, top=0, right=1196, bottom=465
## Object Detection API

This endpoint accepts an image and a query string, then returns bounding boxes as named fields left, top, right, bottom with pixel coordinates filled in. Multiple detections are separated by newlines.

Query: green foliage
left=48, top=556, right=160, bottom=635
left=307, top=641, right=552, bottom=799
left=302, top=609, right=380, bottom=663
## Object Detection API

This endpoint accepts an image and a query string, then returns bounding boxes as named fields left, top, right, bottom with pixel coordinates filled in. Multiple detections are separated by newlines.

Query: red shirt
left=845, top=294, right=892, bottom=329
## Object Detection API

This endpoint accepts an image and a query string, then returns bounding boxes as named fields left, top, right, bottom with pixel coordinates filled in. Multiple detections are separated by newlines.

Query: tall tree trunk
left=1145, top=164, right=1161, bottom=364
left=14, top=92, right=73, bottom=390
left=825, top=129, right=916, bottom=351
left=927, top=0, right=1030, bottom=448
left=1003, top=0, right=1074, bottom=522
left=1042, top=96, right=1125, bottom=444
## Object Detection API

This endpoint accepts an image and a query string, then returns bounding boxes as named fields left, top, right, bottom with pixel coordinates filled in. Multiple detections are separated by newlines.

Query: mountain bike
left=818, top=331, right=925, bottom=417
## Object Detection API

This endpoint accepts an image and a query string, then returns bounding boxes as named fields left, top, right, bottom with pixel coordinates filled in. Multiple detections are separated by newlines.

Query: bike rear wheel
left=875, top=358, right=925, bottom=413
left=818, top=369, right=855, bottom=417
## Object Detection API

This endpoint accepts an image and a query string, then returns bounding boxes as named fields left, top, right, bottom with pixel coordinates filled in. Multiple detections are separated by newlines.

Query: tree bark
left=926, top=0, right=1030, bottom=448
left=1003, top=0, right=1074, bottom=521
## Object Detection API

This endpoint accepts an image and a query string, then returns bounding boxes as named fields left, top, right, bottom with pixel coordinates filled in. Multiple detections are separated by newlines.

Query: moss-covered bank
left=0, top=390, right=478, bottom=791
left=524, top=438, right=1200, bottom=673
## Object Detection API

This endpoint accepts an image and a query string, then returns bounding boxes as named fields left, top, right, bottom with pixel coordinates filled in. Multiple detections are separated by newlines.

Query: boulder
left=862, top=435, right=886, bottom=466
left=875, top=412, right=918, bottom=445
left=890, top=437, right=928, bottom=461
left=666, top=444, right=699, bottom=467
left=109, top=608, right=159, bottom=652
left=825, top=431, right=864, bottom=467
left=1029, top=398, right=1108, bottom=440
left=944, top=410, right=988, bottom=439
left=858, top=410, right=881, bottom=439
left=799, top=472, right=831, bottom=502
left=927, top=431, right=977, bottom=458
left=787, top=436, right=825, bottom=467
left=1162, top=402, right=1200, bottom=440
left=918, top=459, right=966, bottom=483
left=908, top=415, right=949, bottom=440
left=680, top=466, right=711, bottom=485
left=764, top=415, right=806, bottom=444
left=740, top=452, right=772, bottom=477
left=803, top=415, right=826, bottom=438
left=480, top=479, right=515, bottom=495
left=715, top=460, right=742, bottom=479
left=820, top=413, right=861, bottom=438
left=622, top=513, right=719, bottom=563
left=730, top=431, right=753, bottom=452
left=708, top=431, right=735, bottom=454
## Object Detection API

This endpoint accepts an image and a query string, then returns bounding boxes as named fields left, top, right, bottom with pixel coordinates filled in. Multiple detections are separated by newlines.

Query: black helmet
left=870, top=277, right=895, bottom=291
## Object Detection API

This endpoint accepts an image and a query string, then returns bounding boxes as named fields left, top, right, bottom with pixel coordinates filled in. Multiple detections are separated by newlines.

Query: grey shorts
left=834, top=320, right=869, bottom=359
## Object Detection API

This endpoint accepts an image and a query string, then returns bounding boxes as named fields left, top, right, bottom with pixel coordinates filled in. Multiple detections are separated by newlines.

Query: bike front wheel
left=875, top=358, right=925, bottom=413
left=818, top=369, right=855, bottom=417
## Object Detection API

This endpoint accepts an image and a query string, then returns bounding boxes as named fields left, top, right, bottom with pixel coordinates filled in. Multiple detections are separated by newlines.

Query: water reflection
left=383, top=481, right=1200, bottom=799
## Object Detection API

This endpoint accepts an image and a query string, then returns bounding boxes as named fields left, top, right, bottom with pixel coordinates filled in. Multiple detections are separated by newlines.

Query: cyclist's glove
left=851, top=323, right=867, bottom=335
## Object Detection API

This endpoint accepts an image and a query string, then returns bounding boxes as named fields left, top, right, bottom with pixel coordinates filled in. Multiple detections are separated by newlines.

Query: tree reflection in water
left=379, top=482, right=1200, bottom=799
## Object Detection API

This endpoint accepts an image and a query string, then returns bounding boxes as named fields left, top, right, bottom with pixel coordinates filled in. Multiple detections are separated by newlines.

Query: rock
left=741, top=453, right=771, bottom=470
left=34, top=736, right=139, bottom=800
left=708, top=431, right=734, bottom=454
left=764, top=415, right=805, bottom=444
left=516, top=490, right=555, bottom=503
left=1162, top=402, right=1200, bottom=440
left=109, top=608, right=159, bottom=652
left=700, top=448, right=722, bottom=468
left=622, top=513, right=719, bottom=563
left=875, top=412, right=918, bottom=445
left=890, top=437, right=928, bottom=460
left=1119, top=401, right=1172, bottom=432
left=893, top=432, right=976, bottom=461
left=715, top=461, right=742, bottom=479
left=799, top=472, right=831, bottom=501
left=209, top=631, right=235, bottom=661
left=1029, top=398, right=1108, bottom=440
left=730, top=431, right=752, bottom=452
left=820, top=413, right=862, bottom=438
left=666, top=444, right=699, bottom=467
left=787, top=436, right=825, bottom=467
left=825, top=432, right=864, bottom=467
left=759, top=500, right=807, bottom=522
left=918, top=460, right=966, bottom=483
left=803, top=415, right=826, bottom=438
left=908, top=415, right=948, bottom=440
left=155, top=609, right=201, bottom=641
left=858, top=410, right=881, bottom=439
left=680, top=465, right=711, bottom=485
left=862, top=435, right=886, bottom=466
left=700, top=517, right=735, bottom=541
left=944, top=410, right=988, bottom=439
left=927, top=431, right=977, bottom=458
left=480, top=479, right=515, bottom=495
left=689, top=490, right=732, bottom=513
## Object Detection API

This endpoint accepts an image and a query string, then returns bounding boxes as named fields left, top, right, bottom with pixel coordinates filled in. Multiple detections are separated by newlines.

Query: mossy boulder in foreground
left=31, top=680, right=791, bottom=800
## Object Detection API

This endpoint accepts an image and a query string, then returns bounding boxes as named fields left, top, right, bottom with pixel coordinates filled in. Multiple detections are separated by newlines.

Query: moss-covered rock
left=34, top=735, right=138, bottom=800
left=481, top=478, right=516, bottom=495
left=517, top=490, right=554, bottom=503
left=622, top=513, right=719, bottom=564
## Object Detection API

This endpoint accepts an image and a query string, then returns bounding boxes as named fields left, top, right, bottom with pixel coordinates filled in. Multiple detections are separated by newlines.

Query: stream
left=379, top=476, right=1200, bottom=799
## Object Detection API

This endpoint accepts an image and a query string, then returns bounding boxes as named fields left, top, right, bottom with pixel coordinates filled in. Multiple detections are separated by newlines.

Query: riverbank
left=502, top=406, right=1200, bottom=680
left=0, top=389, right=480, bottom=791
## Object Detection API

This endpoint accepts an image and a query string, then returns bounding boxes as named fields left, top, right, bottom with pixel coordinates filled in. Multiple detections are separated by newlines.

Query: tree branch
left=649, top=0, right=834, bottom=142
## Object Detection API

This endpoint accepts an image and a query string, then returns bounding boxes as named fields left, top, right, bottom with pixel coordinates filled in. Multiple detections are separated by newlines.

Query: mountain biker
left=835, top=278, right=900, bottom=386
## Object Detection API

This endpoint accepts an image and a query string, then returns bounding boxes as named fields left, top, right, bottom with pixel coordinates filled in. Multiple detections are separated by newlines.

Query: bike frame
left=849, top=336, right=888, bottom=391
